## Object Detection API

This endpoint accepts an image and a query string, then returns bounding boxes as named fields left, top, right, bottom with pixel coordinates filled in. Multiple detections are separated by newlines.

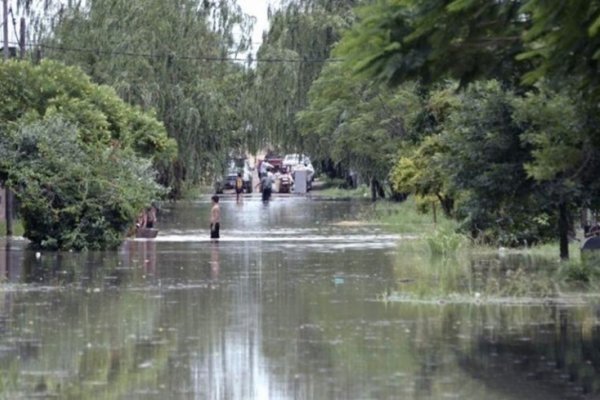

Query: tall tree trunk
left=370, top=178, right=377, bottom=202
left=436, top=193, right=454, bottom=217
left=558, top=201, right=569, bottom=260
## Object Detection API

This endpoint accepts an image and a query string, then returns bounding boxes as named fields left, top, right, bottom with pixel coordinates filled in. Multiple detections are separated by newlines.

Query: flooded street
left=1, top=196, right=599, bottom=399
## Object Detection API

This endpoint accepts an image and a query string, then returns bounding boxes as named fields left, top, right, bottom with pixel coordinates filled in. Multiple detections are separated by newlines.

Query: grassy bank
left=361, top=196, right=580, bottom=259
left=353, top=196, right=600, bottom=302
left=309, top=181, right=371, bottom=199
left=366, top=197, right=456, bottom=234
left=0, top=220, right=25, bottom=237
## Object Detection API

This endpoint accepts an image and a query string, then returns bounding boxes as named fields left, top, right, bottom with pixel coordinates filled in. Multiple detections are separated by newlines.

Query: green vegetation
left=8, top=0, right=600, bottom=258
left=347, top=197, right=600, bottom=302
left=386, top=236, right=600, bottom=304
left=298, top=65, right=419, bottom=200
left=20, top=0, right=254, bottom=195
left=249, top=0, right=359, bottom=152
left=359, top=197, right=456, bottom=235
left=299, top=0, right=600, bottom=259
left=0, top=220, right=24, bottom=237
left=309, top=182, right=371, bottom=199
left=359, top=198, right=598, bottom=293
left=0, top=61, right=171, bottom=250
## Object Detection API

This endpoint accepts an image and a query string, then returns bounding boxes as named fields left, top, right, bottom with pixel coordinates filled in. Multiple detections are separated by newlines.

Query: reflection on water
left=0, top=196, right=599, bottom=399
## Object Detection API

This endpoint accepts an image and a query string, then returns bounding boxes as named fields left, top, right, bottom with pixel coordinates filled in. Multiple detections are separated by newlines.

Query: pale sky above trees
left=237, top=0, right=272, bottom=54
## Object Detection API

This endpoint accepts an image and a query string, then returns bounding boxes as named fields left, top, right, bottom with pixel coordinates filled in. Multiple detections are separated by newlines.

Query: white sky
left=237, top=0, right=274, bottom=53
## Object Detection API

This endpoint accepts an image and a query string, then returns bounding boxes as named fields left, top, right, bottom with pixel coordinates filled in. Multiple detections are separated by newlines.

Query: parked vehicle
left=283, top=154, right=315, bottom=190
left=262, top=154, right=284, bottom=173
left=278, top=167, right=293, bottom=193
left=214, top=157, right=254, bottom=193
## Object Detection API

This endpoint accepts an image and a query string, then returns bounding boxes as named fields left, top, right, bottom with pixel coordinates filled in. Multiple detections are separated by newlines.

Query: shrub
left=425, top=226, right=468, bottom=256
left=1, top=118, right=165, bottom=250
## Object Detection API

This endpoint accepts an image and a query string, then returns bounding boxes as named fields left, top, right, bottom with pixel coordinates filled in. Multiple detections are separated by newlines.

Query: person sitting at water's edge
left=136, top=211, right=147, bottom=229
left=210, top=195, right=221, bottom=239
left=136, top=203, right=158, bottom=229
left=145, top=203, right=158, bottom=228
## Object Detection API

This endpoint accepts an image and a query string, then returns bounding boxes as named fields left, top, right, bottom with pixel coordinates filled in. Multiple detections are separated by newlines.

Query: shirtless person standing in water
left=210, top=195, right=220, bottom=239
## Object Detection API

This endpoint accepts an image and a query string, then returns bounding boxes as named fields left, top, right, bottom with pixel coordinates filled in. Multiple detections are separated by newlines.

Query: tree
left=298, top=61, right=421, bottom=200
left=331, top=0, right=600, bottom=257
left=519, top=0, right=600, bottom=99
left=20, top=0, right=252, bottom=194
left=334, top=0, right=527, bottom=87
left=391, top=136, right=453, bottom=216
left=249, top=0, right=358, bottom=152
left=1, top=118, right=165, bottom=250
left=439, top=81, right=556, bottom=246
left=0, top=60, right=173, bottom=250
left=513, top=83, right=600, bottom=259
left=0, top=60, right=176, bottom=164
left=389, top=83, right=460, bottom=215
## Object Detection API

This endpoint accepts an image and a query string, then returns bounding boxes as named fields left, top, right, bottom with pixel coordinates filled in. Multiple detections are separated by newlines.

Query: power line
left=12, top=41, right=343, bottom=64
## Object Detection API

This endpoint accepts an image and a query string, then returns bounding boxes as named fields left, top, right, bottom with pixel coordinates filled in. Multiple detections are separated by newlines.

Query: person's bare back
left=210, top=195, right=220, bottom=239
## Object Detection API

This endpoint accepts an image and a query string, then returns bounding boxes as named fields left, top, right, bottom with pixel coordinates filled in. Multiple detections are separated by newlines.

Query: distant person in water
left=259, top=160, right=268, bottom=179
left=256, top=168, right=273, bottom=202
left=235, top=172, right=244, bottom=202
left=210, top=195, right=220, bottom=239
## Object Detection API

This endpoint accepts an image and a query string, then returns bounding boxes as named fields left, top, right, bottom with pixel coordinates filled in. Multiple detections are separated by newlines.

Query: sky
left=237, top=0, right=273, bottom=54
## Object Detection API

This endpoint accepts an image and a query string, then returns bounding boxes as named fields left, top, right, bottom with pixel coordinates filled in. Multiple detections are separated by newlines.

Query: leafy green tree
left=334, top=0, right=527, bottom=87
left=249, top=0, right=358, bottom=153
left=519, top=0, right=600, bottom=98
left=439, top=81, right=555, bottom=246
left=20, top=0, right=252, bottom=194
left=0, top=60, right=176, bottom=164
left=391, top=136, right=453, bottom=216
left=298, top=62, right=421, bottom=200
left=0, top=60, right=173, bottom=250
left=513, top=84, right=600, bottom=258
left=389, top=83, right=460, bottom=215
left=1, top=118, right=164, bottom=250
left=331, top=0, right=600, bottom=257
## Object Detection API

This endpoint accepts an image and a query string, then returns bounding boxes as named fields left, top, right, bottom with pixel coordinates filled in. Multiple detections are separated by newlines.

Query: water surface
left=1, top=195, right=599, bottom=399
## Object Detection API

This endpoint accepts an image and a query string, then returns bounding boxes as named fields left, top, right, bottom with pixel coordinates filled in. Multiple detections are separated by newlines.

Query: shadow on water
left=0, top=197, right=600, bottom=399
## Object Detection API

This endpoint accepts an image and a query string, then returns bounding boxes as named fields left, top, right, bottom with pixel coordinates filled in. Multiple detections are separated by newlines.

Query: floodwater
left=1, top=195, right=599, bottom=400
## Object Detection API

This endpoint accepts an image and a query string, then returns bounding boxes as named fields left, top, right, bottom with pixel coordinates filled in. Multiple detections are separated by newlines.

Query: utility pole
left=19, top=17, right=25, bottom=59
left=2, top=0, right=8, bottom=60
left=3, top=0, right=12, bottom=236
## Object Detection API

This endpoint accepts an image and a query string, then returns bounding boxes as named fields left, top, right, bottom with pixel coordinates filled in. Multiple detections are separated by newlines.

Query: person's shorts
left=236, top=188, right=243, bottom=194
left=210, top=223, right=220, bottom=239
left=262, top=188, right=272, bottom=201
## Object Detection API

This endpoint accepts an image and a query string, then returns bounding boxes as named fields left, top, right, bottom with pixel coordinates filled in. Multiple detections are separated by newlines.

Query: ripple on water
left=148, top=231, right=413, bottom=253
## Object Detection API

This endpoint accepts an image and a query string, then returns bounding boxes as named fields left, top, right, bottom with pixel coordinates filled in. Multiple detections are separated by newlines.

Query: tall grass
left=424, top=227, right=468, bottom=256
left=311, top=184, right=371, bottom=199
left=0, top=220, right=25, bottom=237
left=369, top=197, right=457, bottom=234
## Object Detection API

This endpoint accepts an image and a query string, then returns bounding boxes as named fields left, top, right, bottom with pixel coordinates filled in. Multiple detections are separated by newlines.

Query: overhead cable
left=12, top=41, right=343, bottom=64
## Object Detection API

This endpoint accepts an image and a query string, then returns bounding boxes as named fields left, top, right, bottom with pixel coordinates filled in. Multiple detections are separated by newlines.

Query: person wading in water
left=235, top=172, right=244, bottom=203
left=256, top=168, right=273, bottom=202
left=210, top=195, right=220, bottom=239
